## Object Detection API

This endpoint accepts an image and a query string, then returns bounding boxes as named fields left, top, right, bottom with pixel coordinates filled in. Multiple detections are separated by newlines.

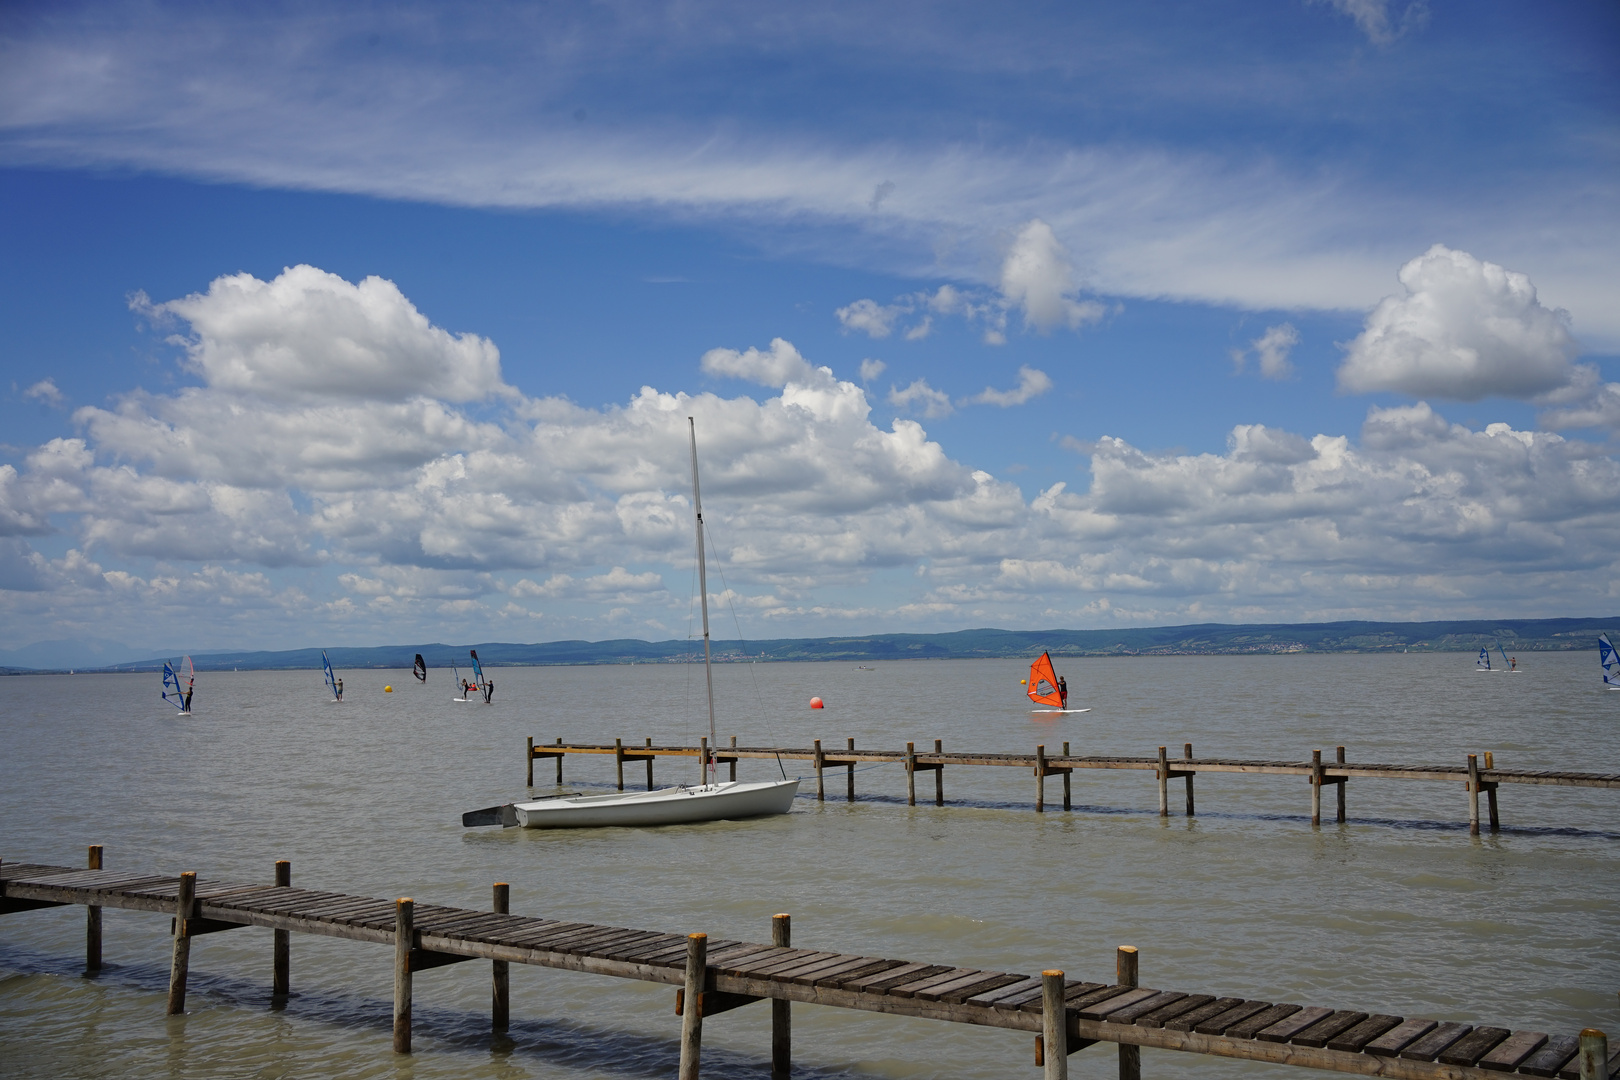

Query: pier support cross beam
left=394, top=898, right=413, bottom=1053
left=85, top=845, right=102, bottom=974
left=272, top=860, right=290, bottom=1000
left=679, top=933, right=707, bottom=1080
left=772, top=914, right=791, bottom=1078
left=166, top=871, right=196, bottom=1015
left=492, top=883, right=509, bottom=1032
left=1118, top=945, right=1141, bottom=1080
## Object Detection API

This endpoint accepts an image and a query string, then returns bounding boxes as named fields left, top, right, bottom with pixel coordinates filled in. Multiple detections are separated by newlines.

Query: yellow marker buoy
left=384, top=685, right=393, bottom=692
left=1021, top=678, right=1027, bottom=684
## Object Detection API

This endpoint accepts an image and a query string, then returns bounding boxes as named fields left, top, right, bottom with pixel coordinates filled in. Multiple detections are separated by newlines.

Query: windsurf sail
left=1027, top=652, right=1063, bottom=707
left=413, top=653, right=427, bottom=682
left=1497, top=643, right=1512, bottom=668
left=161, top=655, right=195, bottom=713
left=1476, top=647, right=1491, bottom=670
left=323, top=650, right=342, bottom=701
left=1601, top=634, right=1620, bottom=688
left=470, top=649, right=493, bottom=702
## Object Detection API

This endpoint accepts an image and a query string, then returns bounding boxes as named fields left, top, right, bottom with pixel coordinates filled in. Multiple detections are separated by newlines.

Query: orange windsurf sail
left=1027, top=652, right=1062, bottom=707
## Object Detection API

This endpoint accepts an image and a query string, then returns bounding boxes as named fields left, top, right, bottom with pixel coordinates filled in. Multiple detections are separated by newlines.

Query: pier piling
left=272, top=859, right=290, bottom=999
left=1118, top=945, right=1141, bottom=1080
left=1577, top=1029, right=1608, bottom=1080
left=492, top=883, right=509, bottom=1032
left=1042, top=970, right=1068, bottom=1080
left=1312, top=750, right=1324, bottom=827
left=1036, top=745, right=1047, bottom=813
left=1468, top=754, right=1481, bottom=836
left=1157, top=746, right=1170, bottom=817
left=85, top=845, right=101, bottom=974
left=648, top=737, right=656, bottom=790
left=935, top=739, right=945, bottom=805
left=166, top=871, right=195, bottom=1015
left=616, top=738, right=625, bottom=791
left=394, top=898, right=413, bottom=1053
left=679, top=933, right=707, bottom=1080
left=772, top=914, right=791, bottom=1078
left=814, top=739, right=824, bottom=801
left=1184, top=744, right=1195, bottom=816
left=526, top=736, right=534, bottom=786
left=907, top=742, right=917, bottom=806
left=846, top=738, right=855, bottom=801
left=1336, top=747, right=1347, bottom=823
left=1484, top=751, right=1500, bottom=831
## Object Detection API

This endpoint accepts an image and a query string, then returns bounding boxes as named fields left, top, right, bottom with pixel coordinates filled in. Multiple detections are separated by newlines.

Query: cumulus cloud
left=1232, top=323, right=1301, bottom=379
left=137, top=265, right=512, bottom=404
left=1337, top=245, right=1580, bottom=402
left=836, top=299, right=901, bottom=339
left=859, top=358, right=886, bottom=382
left=1315, top=0, right=1429, bottom=45
left=999, top=220, right=1106, bottom=334
left=701, top=338, right=824, bottom=387
left=962, top=366, right=1054, bottom=407
left=23, top=379, right=65, bottom=406
left=889, top=379, right=954, bottom=419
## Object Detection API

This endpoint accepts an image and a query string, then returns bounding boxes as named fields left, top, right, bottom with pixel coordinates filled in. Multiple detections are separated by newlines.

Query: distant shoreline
left=2, top=616, right=1610, bottom=674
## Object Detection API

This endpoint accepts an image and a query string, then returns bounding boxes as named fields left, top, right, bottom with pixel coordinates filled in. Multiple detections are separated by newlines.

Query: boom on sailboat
left=161, top=656, right=195, bottom=714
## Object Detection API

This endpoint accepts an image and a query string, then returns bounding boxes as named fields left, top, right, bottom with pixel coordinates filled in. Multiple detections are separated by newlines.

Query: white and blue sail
left=1601, top=634, right=1620, bottom=689
left=322, top=650, right=343, bottom=701
left=161, top=655, right=195, bottom=714
left=1476, top=647, right=1491, bottom=671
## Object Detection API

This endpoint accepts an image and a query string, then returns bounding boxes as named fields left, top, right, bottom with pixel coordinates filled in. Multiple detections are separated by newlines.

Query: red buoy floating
left=810, top=696, right=824, bottom=709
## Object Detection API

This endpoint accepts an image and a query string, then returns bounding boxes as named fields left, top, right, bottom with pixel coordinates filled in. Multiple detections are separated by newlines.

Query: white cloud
left=888, top=379, right=955, bottom=419
left=700, top=338, right=823, bottom=388
left=1315, top=0, right=1428, bottom=45
left=23, top=379, right=65, bottom=406
left=858, top=358, right=886, bottom=382
left=1231, top=323, right=1301, bottom=379
left=961, top=365, right=1053, bottom=407
left=835, top=299, right=901, bottom=339
left=999, top=220, right=1106, bottom=333
left=1337, top=245, right=1580, bottom=402
left=139, top=265, right=513, bottom=404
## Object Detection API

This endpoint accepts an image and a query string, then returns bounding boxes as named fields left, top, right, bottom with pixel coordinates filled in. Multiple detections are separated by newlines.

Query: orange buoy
left=810, top=696, right=824, bottom=709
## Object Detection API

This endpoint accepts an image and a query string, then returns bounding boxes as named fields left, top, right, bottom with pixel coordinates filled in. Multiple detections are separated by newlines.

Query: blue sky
left=1, top=0, right=1617, bottom=655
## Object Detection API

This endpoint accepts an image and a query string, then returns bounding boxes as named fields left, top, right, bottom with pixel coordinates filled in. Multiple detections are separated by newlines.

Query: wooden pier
left=5, top=851, right=1614, bottom=1079
left=528, top=738, right=1620, bottom=834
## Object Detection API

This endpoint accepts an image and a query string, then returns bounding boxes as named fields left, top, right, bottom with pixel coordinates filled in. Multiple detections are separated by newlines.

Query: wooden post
left=1184, top=743, right=1195, bottom=816
left=729, top=735, right=737, bottom=782
left=647, top=737, right=655, bottom=790
left=906, top=742, right=917, bottom=806
left=679, top=933, right=707, bottom=1080
left=526, top=736, right=534, bottom=786
left=1042, top=969, right=1068, bottom=1080
left=394, top=898, right=413, bottom=1053
left=1118, top=946, right=1140, bottom=1080
left=1157, top=746, right=1169, bottom=817
left=1467, top=753, right=1481, bottom=836
left=1311, top=749, right=1323, bottom=827
left=1035, top=744, right=1046, bottom=813
left=1336, top=746, right=1347, bottom=823
left=615, top=737, right=625, bottom=790
left=1578, top=1029, right=1608, bottom=1080
left=166, top=871, right=195, bottom=1015
left=492, top=883, right=509, bottom=1032
left=555, top=737, right=563, bottom=784
left=85, top=845, right=102, bottom=973
left=272, top=859, right=290, bottom=999
left=1484, top=750, right=1499, bottom=831
left=846, top=738, right=855, bottom=802
left=1062, top=742, right=1072, bottom=811
left=700, top=737, right=708, bottom=786
left=771, top=914, right=791, bottom=1078
left=934, top=739, right=944, bottom=805
left=814, top=739, right=824, bottom=801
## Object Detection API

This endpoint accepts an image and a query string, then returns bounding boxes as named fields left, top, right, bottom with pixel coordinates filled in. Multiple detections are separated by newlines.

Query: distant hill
left=15, top=616, right=1612, bottom=673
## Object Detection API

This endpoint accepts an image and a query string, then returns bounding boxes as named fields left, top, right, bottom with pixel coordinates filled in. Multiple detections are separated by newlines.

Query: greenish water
left=2, top=652, right=1617, bottom=1079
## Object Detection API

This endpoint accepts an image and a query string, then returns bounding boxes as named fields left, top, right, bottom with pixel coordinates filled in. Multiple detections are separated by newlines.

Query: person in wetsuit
left=483, top=679, right=494, bottom=704
left=1057, top=676, right=1068, bottom=709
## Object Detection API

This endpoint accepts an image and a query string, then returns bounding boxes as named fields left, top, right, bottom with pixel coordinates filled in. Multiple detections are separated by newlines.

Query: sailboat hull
left=513, top=779, right=800, bottom=829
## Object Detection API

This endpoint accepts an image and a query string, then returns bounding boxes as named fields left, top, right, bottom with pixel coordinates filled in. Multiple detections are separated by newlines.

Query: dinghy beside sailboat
left=464, top=417, right=798, bottom=829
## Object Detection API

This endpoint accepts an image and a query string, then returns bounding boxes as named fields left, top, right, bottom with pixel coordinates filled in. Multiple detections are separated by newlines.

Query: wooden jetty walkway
left=6, top=850, right=1614, bottom=1079
left=529, top=738, right=1620, bottom=833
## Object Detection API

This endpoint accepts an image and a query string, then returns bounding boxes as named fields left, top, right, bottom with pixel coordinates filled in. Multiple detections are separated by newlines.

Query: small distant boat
left=1601, top=634, right=1620, bottom=690
left=1026, top=651, right=1090, bottom=714
left=322, top=650, right=343, bottom=702
left=162, top=656, right=195, bottom=714
left=464, top=417, right=798, bottom=829
left=413, top=654, right=427, bottom=683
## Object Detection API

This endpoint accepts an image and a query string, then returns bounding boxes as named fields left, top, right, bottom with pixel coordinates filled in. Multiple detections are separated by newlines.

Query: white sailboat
left=466, top=417, right=799, bottom=829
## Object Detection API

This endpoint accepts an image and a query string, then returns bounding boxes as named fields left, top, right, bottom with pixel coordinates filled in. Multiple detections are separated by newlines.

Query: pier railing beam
left=166, top=871, right=196, bottom=1015
left=1184, top=743, right=1196, bottom=816
left=272, top=859, right=290, bottom=1000
left=1467, top=754, right=1482, bottom=836
left=1578, top=1029, right=1608, bottom=1080
left=492, top=883, right=510, bottom=1032
left=1157, top=746, right=1169, bottom=817
left=772, top=914, right=791, bottom=1078
left=679, top=933, right=707, bottom=1080
left=1118, top=946, right=1140, bottom=1080
left=1041, top=969, right=1068, bottom=1080
left=85, top=844, right=102, bottom=974
left=1311, top=749, right=1324, bottom=827
left=394, top=898, right=413, bottom=1053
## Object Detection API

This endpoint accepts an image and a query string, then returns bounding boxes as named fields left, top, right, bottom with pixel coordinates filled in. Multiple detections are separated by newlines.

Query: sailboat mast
left=689, top=417, right=718, bottom=786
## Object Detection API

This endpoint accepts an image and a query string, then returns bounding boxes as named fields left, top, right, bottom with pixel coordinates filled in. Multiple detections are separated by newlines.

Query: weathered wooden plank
left=1107, top=990, right=1186, bottom=1025
left=1226, top=1003, right=1301, bottom=1040
left=1517, top=1034, right=1579, bottom=1077
left=1195, top=999, right=1274, bottom=1036
left=888, top=967, right=984, bottom=999
left=597, top=932, right=682, bottom=962
left=1476, top=1029, right=1546, bottom=1072
left=1060, top=984, right=1134, bottom=1015
left=839, top=962, right=947, bottom=993
left=1326, top=1014, right=1403, bottom=1053
left=802, top=956, right=900, bottom=987
left=1292, top=1010, right=1370, bottom=1048
left=1259, top=1005, right=1333, bottom=1043
left=1436, top=1026, right=1508, bottom=1067
left=969, top=976, right=1043, bottom=1008
left=1398, top=1021, right=1471, bottom=1061
left=1167, top=997, right=1245, bottom=1032
left=1061, top=981, right=1108, bottom=1002
left=729, top=948, right=826, bottom=976
left=929, top=972, right=1025, bottom=1004
left=1365, top=1018, right=1437, bottom=1057
left=1136, top=993, right=1214, bottom=1029
left=1077, top=987, right=1160, bottom=1021
left=771, top=953, right=876, bottom=985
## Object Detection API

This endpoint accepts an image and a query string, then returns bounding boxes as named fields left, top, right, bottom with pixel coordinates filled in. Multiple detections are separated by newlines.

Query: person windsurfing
left=1058, top=676, right=1068, bottom=709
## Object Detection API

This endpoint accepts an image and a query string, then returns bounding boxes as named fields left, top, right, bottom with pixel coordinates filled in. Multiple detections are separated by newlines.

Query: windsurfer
left=183, top=686, right=193, bottom=712
left=335, top=678, right=343, bottom=701
left=1510, top=657, right=1516, bottom=670
left=483, top=679, right=494, bottom=704
left=1058, top=676, right=1068, bottom=709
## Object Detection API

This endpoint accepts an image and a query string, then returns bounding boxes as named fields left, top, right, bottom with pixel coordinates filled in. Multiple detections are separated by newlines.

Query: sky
left=1, top=0, right=1617, bottom=655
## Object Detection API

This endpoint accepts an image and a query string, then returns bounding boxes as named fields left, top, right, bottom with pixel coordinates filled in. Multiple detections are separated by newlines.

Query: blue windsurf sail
left=1601, top=634, right=1620, bottom=688
left=323, top=650, right=342, bottom=701
left=1476, top=647, right=1491, bottom=670
left=1497, top=643, right=1512, bottom=668
left=161, top=656, right=195, bottom=713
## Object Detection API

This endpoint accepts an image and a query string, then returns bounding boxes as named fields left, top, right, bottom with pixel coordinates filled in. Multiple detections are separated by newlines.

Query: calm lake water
left=2, top=652, right=1618, bottom=1079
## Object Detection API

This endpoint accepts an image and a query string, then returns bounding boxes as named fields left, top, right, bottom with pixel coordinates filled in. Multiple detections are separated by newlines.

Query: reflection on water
left=2, top=652, right=1617, bottom=1079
